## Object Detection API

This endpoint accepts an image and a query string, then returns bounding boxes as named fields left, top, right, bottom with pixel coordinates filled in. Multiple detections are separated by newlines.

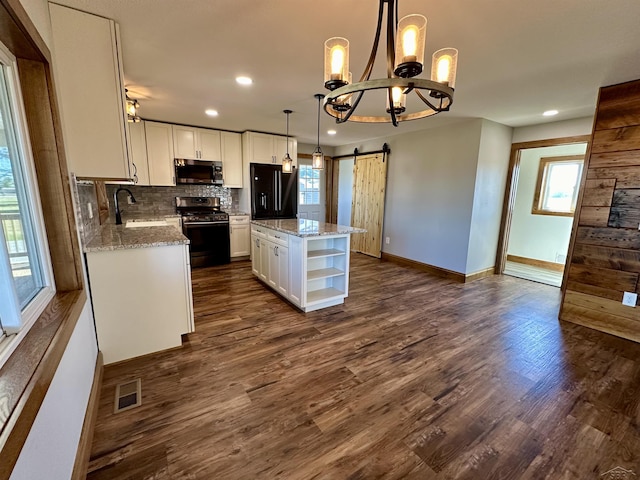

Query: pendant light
left=282, top=109, right=293, bottom=173
left=312, top=94, right=324, bottom=170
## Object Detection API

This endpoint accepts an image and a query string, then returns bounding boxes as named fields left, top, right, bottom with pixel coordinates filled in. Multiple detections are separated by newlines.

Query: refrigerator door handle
left=278, top=172, right=282, bottom=212
left=275, top=171, right=281, bottom=212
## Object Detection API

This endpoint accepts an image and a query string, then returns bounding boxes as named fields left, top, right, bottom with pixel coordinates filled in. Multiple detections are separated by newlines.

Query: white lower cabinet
left=230, top=215, right=250, bottom=257
left=86, top=244, right=194, bottom=364
left=250, top=225, right=351, bottom=312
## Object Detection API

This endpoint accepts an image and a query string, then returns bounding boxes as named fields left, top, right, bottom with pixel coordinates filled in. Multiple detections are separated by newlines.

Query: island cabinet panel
left=250, top=220, right=360, bottom=312
left=561, top=79, right=640, bottom=343
left=87, top=244, right=193, bottom=364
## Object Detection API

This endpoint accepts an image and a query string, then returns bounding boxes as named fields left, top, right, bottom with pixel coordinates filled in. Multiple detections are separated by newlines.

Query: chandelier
left=323, top=0, right=458, bottom=126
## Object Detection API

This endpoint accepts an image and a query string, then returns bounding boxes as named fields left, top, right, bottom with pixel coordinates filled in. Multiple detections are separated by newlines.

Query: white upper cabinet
left=145, top=122, right=175, bottom=186
left=50, top=4, right=130, bottom=179
left=172, top=126, right=198, bottom=160
left=275, top=137, right=297, bottom=168
left=243, top=131, right=297, bottom=166
left=221, top=131, right=242, bottom=187
left=198, top=129, right=222, bottom=161
left=173, top=126, right=221, bottom=161
left=128, top=121, right=175, bottom=186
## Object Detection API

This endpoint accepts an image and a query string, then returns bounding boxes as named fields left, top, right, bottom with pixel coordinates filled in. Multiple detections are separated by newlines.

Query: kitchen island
left=85, top=222, right=193, bottom=364
left=251, top=219, right=365, bottom=312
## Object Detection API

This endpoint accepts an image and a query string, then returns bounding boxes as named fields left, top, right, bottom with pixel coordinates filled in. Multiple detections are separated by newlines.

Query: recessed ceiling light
left=327, top=130, right=337, bottom=135
left=543, top=110, right=559, bottom=117
left=236, top=76, right=253, bottom=86
left=205, top=109, right=218, bottom=117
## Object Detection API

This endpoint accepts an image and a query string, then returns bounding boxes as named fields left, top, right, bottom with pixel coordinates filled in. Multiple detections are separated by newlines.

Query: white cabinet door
left=173, top=125, right=198, bottom=160
left=267, top=241, right=278, bottom=289
left=198, top=129, right=221, bottom=161
left=221, top=131, right=243, bottom=187
left=259, top=239, right=269, bottom=283
left=230, top=224, right=250, bottom=257
left=145, top=122, right=176, bottom=186
left=275, top=136, right=298, bottom=168
left=250, top=132, right=276, bottom=164
left=128, top=121, right=150, bottom=185
left=277, top=245, right=289, bottom=296
left=251, top=235, right=261, bottom=276
left=50, top=4, right=130, bottom=179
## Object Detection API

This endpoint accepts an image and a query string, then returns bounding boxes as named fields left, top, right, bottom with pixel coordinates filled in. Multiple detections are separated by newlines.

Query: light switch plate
left=622, top=291, right=637, bottom=307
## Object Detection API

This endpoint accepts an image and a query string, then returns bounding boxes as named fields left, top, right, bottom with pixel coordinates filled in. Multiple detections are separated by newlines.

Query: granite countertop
left=108, top=212, right=181, bottom=222
left=85, top=223, right=189, bottom=253
left=251, top=219, right=366, bottom=237
left=227, top=211, right=249, bottom=216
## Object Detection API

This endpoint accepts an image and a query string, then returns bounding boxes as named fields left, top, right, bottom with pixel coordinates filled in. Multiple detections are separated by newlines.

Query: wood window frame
left=531, top=155, right=584, bottom=217
left=0, top=0, right=88, bottom=478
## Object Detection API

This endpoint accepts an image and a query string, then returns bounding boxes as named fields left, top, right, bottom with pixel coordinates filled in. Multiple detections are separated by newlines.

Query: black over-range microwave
left=174, top=159, right=224, bottom=185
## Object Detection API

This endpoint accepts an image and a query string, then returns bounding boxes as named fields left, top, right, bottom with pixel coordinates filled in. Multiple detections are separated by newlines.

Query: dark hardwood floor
left=86, top=254, right=640, bottom=479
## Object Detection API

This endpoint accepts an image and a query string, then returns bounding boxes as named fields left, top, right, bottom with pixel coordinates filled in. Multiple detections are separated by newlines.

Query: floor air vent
left=114, top=378, right=142, bottom=413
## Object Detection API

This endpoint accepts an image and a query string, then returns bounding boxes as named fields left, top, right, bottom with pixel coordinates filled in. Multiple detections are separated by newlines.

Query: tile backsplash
left=71, top=176, right=101, bottom=245
left=105, top=184, right=238, bottom=219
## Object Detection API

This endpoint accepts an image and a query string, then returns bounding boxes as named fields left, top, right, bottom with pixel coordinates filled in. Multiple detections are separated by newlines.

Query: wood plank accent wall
left=560, top=79, right=640, bottom=343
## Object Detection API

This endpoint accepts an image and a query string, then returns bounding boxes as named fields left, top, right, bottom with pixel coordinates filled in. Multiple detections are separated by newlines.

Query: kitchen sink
left=125, top=220, right=168, bottom=228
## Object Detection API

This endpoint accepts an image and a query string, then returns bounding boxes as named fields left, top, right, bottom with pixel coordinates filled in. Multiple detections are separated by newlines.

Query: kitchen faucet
left=114, top=187, right=136, bottom=225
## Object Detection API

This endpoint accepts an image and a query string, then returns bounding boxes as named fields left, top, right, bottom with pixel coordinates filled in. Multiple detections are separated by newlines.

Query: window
left=299, top=164, right=321, bottom=205
left=0, top=42, right=53, bottom=349
left=532, top=155, right=584, bottom=216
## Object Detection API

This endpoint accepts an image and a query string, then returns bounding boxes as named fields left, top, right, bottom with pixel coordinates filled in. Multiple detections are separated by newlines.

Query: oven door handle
left=183, top=221, right=229, bottom=226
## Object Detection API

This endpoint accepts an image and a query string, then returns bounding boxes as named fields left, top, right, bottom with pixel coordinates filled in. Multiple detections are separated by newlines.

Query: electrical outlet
left=385, top=236, right=390, bottom=245
left=127, top=196, right=134, bottom=205
left=622, top=291, right=637, bottom=307
left=87, top=202, right=93, bottom=219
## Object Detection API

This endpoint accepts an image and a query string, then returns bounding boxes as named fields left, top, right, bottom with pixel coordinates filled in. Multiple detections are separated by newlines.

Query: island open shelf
left=250, top=219, right=365, bottom=312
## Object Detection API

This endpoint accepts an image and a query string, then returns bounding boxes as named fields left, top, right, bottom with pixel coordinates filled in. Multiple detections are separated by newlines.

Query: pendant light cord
left=317, top=96, right=321, bottom=149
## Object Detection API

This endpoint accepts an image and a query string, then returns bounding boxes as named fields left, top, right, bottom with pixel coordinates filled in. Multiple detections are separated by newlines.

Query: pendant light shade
left=282, top=109, right=293, bottom=173
left=324, top=37, right=350, bottom=91
left=431, top=48, right=459, bottom=88
left=312, top=94, right=324, bottom=170
left=394, top=14, right=427, bottom=78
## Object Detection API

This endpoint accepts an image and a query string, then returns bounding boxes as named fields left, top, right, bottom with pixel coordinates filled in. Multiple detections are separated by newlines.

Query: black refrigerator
left=250, top=163, right=298, bottom=219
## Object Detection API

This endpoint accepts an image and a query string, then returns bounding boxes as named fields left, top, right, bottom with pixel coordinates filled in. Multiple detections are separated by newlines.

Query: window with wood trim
left=0, top=41, right=54, bottom=363
left=299, top=164, right=321, bottom=205
left=532, top=155, right=584, bottom=216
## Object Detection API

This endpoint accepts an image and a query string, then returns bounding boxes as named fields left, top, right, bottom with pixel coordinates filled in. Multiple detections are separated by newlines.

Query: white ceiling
left=52, top=0, right=640, bottom=146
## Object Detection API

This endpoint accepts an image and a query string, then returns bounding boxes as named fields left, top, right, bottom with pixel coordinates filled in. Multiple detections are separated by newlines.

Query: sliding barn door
left=350, top=153, right=388, bottom=257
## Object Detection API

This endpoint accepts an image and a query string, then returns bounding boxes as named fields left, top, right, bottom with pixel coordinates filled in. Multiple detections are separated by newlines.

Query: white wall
left=297, top=142, right=335, bottom=157
left=507, top=143, right=588, bottom=263
left=334, top=119, right=484, bottom=273
left=337, top=158, right=353, bottom=226
left=10, top=303, right=98, bottom=480
left=466, top=120, right=513, bottom=273
left=512, top=116, right=594, bottom=143
left=9, top=1, right=99, bottom=477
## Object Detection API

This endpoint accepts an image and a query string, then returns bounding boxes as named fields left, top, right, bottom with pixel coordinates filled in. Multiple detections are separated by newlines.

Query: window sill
left=531, top=209, right=575, bottom=217
left=0, top=289, right=87, bottom=479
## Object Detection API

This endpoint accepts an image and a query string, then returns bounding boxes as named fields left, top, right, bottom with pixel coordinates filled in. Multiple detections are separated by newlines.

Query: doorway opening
left=496, top=136, right=590, bottom=287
